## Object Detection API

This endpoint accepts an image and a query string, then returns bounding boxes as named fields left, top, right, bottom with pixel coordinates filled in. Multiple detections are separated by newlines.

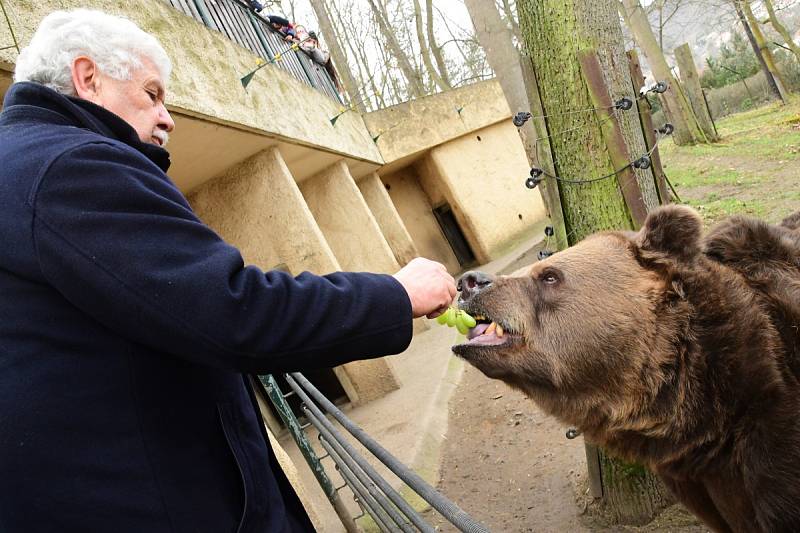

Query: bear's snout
left=457, top=271, right=494, bottom=302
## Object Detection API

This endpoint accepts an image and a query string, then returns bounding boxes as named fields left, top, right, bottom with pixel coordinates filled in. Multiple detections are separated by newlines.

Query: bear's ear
left=637, top=205, right=703, bottom=261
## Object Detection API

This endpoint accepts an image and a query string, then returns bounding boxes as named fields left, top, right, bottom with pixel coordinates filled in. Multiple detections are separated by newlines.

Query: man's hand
left=393, top=258, right=456, bottom=319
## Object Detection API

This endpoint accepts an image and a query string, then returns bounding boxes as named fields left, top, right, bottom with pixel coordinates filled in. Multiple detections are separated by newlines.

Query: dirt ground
left=422, top=364, right=708, bottom=533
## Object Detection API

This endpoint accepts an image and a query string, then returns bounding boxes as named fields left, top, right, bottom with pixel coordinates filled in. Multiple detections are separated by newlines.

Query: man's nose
left=159, top=104, right=175, bottom=133
left=457, top=271, right=494, bottom=301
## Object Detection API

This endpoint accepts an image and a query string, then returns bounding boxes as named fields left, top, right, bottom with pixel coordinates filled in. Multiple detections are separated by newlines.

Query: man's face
left=91, top=57, right=175, bottom=147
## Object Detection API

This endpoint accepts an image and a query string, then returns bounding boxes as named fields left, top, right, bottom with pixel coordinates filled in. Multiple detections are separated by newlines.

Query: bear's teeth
left=496, top=325, right=504, bottom=337
left=485, top=322, right=497, bottom=335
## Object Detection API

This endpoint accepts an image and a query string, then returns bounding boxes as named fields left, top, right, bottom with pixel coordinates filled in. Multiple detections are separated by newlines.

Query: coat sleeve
left=29, top=141, right=413, bottom=373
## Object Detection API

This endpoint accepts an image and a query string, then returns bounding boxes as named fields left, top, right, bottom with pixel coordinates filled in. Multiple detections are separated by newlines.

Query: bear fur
left=454, top=205, right=800, bottom=533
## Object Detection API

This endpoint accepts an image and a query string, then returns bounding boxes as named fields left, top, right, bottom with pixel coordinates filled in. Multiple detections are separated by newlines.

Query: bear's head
left=453, top=205, right=704, bottom=428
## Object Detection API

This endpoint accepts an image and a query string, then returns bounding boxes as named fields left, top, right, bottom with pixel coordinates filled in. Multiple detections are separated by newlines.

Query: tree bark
left=308, top=0, right=364, bottom=111
left=618, top=0, right=705, bottom=146
left=412, top=0, right=449, bottom=91
left=516, top=0, right=674, bottom=524
left=763, top=0, right=800, bottom=63
left=464, top=0, right=568, bottom=250
left=426, top=0, right=451, bottom=88
left=741, top=0, right=790, bottom=101
left=674, top=43, right=719, bottom=142
left=367, top=0, right=426, bottom=98
left=733, top=0, right=785, bottom=103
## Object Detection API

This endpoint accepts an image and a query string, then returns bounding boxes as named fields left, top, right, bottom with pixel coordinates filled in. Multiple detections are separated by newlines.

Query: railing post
left=259, top=375, right=361, bottom=533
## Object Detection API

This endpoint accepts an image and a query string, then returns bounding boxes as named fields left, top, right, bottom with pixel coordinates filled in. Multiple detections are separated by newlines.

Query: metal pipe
left=289, top=373, right=490, bottom=533
left=317, top=435, right=396, bottom=533
left=302, top=405, right=410, bottom=532
left=285, top=375, right=432, bottom=533
left=259, top=375, right=360, bottom=533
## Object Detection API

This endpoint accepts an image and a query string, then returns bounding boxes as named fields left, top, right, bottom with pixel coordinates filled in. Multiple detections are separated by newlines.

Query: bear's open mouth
left=458, top=313, right=516, bottom=348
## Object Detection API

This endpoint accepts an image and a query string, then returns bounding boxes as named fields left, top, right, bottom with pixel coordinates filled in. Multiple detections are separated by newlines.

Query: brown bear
left=454, top=205, right=800, bottom=533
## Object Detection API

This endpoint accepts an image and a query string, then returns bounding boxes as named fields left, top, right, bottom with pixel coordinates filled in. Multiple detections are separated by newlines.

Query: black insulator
left=657, top=123, right=675, bottom=135
left=654, top=81, right=668, bottom=93
left=633, top=156, right=652, bottom=169
left=615, top=97, right=633, bottom=111
left=530, top=167, right=544, bottom=177
left=525, top=176, right=541, bottom=189
left=566, top=428, right=581, bottom=439
left=513, top=111, right=532, bottom=127
left=544, top=225, right=555, bottom=237
left=537, top=250, right=553, bottom=261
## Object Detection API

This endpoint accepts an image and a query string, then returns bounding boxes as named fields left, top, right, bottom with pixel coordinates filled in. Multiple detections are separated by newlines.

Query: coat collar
left=1, top=82, right=171, bottom=172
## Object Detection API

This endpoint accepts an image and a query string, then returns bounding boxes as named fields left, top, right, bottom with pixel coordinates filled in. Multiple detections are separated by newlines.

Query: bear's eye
left=540, top=270, right=560, bottom=285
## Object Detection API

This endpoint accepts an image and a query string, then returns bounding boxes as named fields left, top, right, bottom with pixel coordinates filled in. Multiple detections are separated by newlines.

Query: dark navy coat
left=0, top=83, right=413, bottom=532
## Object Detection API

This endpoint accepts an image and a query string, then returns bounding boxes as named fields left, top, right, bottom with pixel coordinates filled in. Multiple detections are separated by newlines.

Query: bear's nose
left=457, top=271, right=494, bottom=301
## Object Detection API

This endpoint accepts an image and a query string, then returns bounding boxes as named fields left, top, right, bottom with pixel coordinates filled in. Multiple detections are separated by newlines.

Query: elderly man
left=0, top=9, right=455, bottom=533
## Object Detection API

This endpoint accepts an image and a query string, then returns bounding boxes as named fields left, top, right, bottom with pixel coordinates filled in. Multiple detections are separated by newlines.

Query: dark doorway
left=433, top=203, right=476, bottom=267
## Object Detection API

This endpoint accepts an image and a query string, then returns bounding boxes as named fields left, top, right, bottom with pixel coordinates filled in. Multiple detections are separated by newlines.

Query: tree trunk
left=618, top=0, right=705, bottom=146
left=412, top=0, right=449, bottom=91
left=308, top=0, right=364, bottom=111
left=426, top=0, right=451, bottom=88
left=464, top=0, right=568, bottom=250
left=516, top=0, right=674, bottom=524
left=741, top=0, right=790, bottom=101
left=599, top=453, right=676, bottom=525
left=367, top=0, right=426, bottom=98
left=763, top=0, right=800, bottom=63
left=733, top=0, right=785, bottom=103
left=674, top=43, right=719, bottom=142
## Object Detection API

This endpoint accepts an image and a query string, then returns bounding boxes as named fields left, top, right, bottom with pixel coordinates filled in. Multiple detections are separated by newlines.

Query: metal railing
left=257, top=373, right=490, bottom=532
left=162, top=0, right=342, bottom=103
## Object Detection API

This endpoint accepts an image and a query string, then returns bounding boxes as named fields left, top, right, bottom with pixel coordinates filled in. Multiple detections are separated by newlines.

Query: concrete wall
left=188, top=147, right=339, bottom=275
left=357, top=173, right=419, bottom=267
left=364, top=79, right=511, bottom=163
left=418, top=121, right=547, bottom=262
left=1, top=0, right=383, bottom=165
left=382, top=167, right=461, bottom=274
left=300, top=161, right=399, bottom=274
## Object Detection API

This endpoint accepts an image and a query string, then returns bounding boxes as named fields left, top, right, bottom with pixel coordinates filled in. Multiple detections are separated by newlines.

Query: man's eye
left=542, top=273, right=559, bottom=284
left=146, top=91, right=158, bottom=102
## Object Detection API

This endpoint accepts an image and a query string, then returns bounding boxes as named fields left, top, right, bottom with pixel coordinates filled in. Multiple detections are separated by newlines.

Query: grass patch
left=684, top=197, right=766, bottom=225
left=659, top=97, right=800, bottom=223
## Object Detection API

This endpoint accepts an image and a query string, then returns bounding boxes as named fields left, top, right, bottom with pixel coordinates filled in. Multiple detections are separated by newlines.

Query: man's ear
left=637, top=205, right=703, bottom=262
left=71, top=56, right=102, bottom=103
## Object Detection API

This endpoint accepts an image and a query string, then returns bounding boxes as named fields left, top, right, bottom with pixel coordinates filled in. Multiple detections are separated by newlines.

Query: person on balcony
left=267, top=14, right=296, bottom=41
left=0, top=9, right=455, bottom=533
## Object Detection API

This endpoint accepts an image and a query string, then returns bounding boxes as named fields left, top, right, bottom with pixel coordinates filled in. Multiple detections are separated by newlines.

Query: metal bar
left=289, top=373, right=490, bottom=533
left=190, top=0, right=218, bottom=30
left=295, top=396, right=420, bottom=533
left=285, top=375, right=432, bottom=533
left=259, top=375, right=360, bottom=533
left=318, top=435, right=398, bottom=533
left=701, top=88, right=718, bottom=138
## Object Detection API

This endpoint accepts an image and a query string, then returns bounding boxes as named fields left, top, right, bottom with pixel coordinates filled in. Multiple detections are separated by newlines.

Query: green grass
left=659, top=96, right=800, bottom=223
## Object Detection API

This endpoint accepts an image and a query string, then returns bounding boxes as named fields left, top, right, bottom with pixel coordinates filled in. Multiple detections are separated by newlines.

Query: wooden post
left=519, top=53, right=570, bottom=251
left=674, top=43, right=719, bottom=142
left=627, top=50, right=670, bottom=204
left=578, top=49, right=648, bottom=228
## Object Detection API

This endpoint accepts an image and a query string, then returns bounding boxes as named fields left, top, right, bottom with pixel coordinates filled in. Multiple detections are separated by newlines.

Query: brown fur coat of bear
left=454, top=205, right=800, bottom=533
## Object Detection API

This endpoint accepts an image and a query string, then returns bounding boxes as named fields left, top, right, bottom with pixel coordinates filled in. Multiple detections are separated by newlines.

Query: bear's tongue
left=467, top=323, right=489, bottom=340
left=466, top=322, right=506, bottom=345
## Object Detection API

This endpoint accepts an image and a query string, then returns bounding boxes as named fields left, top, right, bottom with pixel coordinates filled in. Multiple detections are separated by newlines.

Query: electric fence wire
left=527, top=129, right=669, bottom=189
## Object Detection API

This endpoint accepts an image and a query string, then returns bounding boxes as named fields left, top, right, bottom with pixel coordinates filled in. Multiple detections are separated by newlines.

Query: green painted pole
left=259, top=375, right=361, bottom=533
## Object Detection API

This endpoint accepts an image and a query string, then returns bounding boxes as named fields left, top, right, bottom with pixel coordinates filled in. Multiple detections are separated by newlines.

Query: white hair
left=14, top=9, right=172, bottom=96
